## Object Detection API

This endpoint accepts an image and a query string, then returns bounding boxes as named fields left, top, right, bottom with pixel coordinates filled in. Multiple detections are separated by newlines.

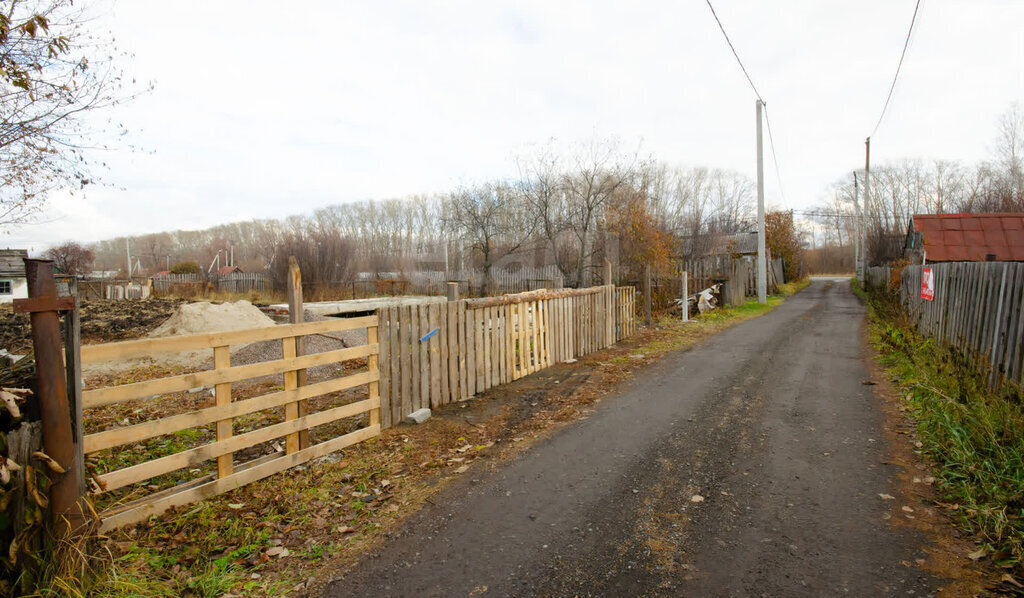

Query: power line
left=871, top=0, right=922, bottom=137
left=704, top=1, right=789, bottom=207
left=704, top=0, right=763, bottom=102
left=762, top=106, right=787, bottom=204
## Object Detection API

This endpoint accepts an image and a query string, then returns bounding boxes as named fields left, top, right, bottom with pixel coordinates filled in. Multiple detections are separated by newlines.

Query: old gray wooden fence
left=900, top=263, right=1024, bottom=387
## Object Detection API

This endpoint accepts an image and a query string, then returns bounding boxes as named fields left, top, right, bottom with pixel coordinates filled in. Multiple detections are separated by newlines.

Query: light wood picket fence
left=80, top=316, right=381, bottom=531
left=376, top=285, right=636, bottom=427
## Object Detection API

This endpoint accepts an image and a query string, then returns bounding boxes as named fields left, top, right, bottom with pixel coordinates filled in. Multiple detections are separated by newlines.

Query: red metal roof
left=217, top=265, right=241, bottom=275
left=912, top=213, right=1024, bottom=262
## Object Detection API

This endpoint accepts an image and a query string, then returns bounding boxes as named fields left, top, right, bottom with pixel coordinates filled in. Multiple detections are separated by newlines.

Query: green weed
left=865, top=290, right=1024, bottom=573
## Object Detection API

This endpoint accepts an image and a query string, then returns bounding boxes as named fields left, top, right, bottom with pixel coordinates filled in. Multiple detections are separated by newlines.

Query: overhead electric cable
left=871, top=0, right=922, bottom=137
left=762, top=106, right=787, bottom=204
left=704, top=0, right=763, bottom=102
left=704, top=0, right=788, bottom=205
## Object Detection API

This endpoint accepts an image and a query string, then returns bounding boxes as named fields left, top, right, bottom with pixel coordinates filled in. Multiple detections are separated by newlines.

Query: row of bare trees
left=85, top=141, right=763, bottom=293
left=808, top=102, right=1024, bottom=270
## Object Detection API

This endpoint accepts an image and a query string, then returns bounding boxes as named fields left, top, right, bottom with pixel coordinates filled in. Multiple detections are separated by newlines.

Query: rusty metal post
left=17, top=259, right=83, bottom=537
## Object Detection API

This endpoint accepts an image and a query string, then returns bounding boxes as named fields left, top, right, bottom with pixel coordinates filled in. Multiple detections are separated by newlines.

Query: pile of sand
left=149, top=301, right=275, bottom=337
left=83, top=301, right=277, bottom=376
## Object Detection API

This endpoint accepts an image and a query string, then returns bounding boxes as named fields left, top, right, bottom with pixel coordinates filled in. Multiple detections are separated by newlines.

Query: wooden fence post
left=447, top=282, right=459, bottom=302
left=286, top=257, right=309, bottom=449
left=643, top=264, right=652, bottom=326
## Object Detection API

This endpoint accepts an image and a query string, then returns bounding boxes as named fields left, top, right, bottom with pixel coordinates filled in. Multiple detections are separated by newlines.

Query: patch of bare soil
left=0, top=299, right=188, bottom=355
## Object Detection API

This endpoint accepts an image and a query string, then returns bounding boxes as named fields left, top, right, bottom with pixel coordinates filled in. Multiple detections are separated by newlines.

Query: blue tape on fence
left=420, top=328, right=438, bottom=343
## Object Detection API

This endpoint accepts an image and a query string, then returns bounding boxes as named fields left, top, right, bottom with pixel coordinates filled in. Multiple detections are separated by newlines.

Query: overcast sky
left=5, top=0, right=1024, bottom=251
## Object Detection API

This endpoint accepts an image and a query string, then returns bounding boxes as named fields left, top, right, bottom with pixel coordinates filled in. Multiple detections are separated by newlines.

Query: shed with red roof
left=905, top=213, right=1024, bottom=263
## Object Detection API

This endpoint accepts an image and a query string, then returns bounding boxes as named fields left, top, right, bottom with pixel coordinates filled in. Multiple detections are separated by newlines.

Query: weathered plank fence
left=900, top=263, right=1024, bottom=387
left=80, top=316, right=381, bottom=530
left=375, top=285, right=636, bottom=427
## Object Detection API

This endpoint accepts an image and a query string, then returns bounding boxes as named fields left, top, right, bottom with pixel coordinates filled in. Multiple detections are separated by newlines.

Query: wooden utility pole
left=603, top=259, right=613, bottom=287
left=756, top=100, right=767, bottom=305
left=643, top=264, right=651, bottom=326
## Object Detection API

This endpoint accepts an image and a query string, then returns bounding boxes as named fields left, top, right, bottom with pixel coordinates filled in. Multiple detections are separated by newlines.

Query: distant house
left=680, top=231, right=759, bottom=258
left=905, top=213, right=1024, bottom=263
left=0, top=249, right=29, bottom=304
left=216, top=265, right=242, bottom=275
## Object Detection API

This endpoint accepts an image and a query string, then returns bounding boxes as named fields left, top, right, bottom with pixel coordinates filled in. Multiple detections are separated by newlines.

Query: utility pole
left=853, top=172, right=861, bottom=283
left=125, top=239, right=131, bottom=279
left=756, top=100, right=767, bottom=304
left=864, top=137, right=871, bottom=276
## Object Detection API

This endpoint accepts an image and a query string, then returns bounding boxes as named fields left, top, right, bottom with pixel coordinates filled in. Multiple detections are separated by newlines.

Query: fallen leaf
left=1001, top=574, right=1023, bottom=588
left=690, top=495, right=704, bottom=503
left=878, top=493, right=895, bottom=500
left=922, top=476, right=935, bottom=485
left=968, top=548, right=986, bottom=561
left=902, top=506, right=914, bottom=513
left=454, top=465, right=469, bottom=474
left=266, top=546, right=289, bottom=557
left=336, top=525, right=356, bottom=534
left=456, top=444, right=472, bottom=453
left=32, top=451, right=65, bottom=474
left=228, top=503, right=245, bottom=510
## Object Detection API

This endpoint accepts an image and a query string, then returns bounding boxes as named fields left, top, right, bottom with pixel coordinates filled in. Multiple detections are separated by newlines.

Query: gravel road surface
left=321, top=278, right=941, bottom=597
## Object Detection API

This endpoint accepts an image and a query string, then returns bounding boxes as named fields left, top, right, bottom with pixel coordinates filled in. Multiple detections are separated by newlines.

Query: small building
left=216, top=265, right=243, bottom=275
left=0, top=249, right=29, bottom=304
left=905, top=213, right=1024, bottom=263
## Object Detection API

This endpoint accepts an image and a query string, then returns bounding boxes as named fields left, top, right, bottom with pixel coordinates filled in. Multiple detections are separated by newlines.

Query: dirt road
left=321, top=279, right=941, bottom=597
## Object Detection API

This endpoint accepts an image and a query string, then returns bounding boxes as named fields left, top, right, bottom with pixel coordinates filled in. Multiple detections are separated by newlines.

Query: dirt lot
left=0, top=298, right=189, bottom=354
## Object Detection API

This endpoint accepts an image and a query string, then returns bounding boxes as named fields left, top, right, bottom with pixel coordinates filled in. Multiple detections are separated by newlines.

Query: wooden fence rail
left=375, top=285, right=636, bottom=428
left=79, top=316, right=380, bottom=530
left=900, top=263, right=1024, bottom=387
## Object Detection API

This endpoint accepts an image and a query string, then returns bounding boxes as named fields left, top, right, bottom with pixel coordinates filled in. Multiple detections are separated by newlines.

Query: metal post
left=756, top=100, right=767, bottom=304
left=16, top=260, right=82, bottom=537
left=643, top=263, right=652, bottom=326
left=681, top=270, right=689, bottom=322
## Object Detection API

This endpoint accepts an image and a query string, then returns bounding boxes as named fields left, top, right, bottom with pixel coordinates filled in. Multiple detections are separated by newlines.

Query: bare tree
left=1, top=0, right=144, bottom=229
left=444, top=182, right=535, bottom=295
left=44, top=241, right=93, bottom=274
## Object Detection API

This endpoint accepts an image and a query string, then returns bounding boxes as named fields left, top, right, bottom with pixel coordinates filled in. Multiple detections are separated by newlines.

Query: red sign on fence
left=921, top=267, right=935, bottom=301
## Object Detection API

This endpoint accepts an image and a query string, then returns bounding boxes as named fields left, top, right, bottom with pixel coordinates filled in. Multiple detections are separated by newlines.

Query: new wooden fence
left=900, top=263, right=1024, bottom=387
left=80, top=316, right=381, bottom=530
left=375, top=285, right=636, bottom=427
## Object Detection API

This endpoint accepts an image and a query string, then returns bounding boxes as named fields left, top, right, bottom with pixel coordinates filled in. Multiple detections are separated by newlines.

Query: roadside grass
left=862, top=285, right=1024, bottom=575
left=47, top=281, right=811, bottom=597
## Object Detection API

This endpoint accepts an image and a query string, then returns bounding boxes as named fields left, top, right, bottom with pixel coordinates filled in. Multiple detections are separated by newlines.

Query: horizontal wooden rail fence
left=79, top=316, right=380, bottom=531
left=900, top=263, right=1024, bottom=387
left=376, top=285, right=636, bottom=428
